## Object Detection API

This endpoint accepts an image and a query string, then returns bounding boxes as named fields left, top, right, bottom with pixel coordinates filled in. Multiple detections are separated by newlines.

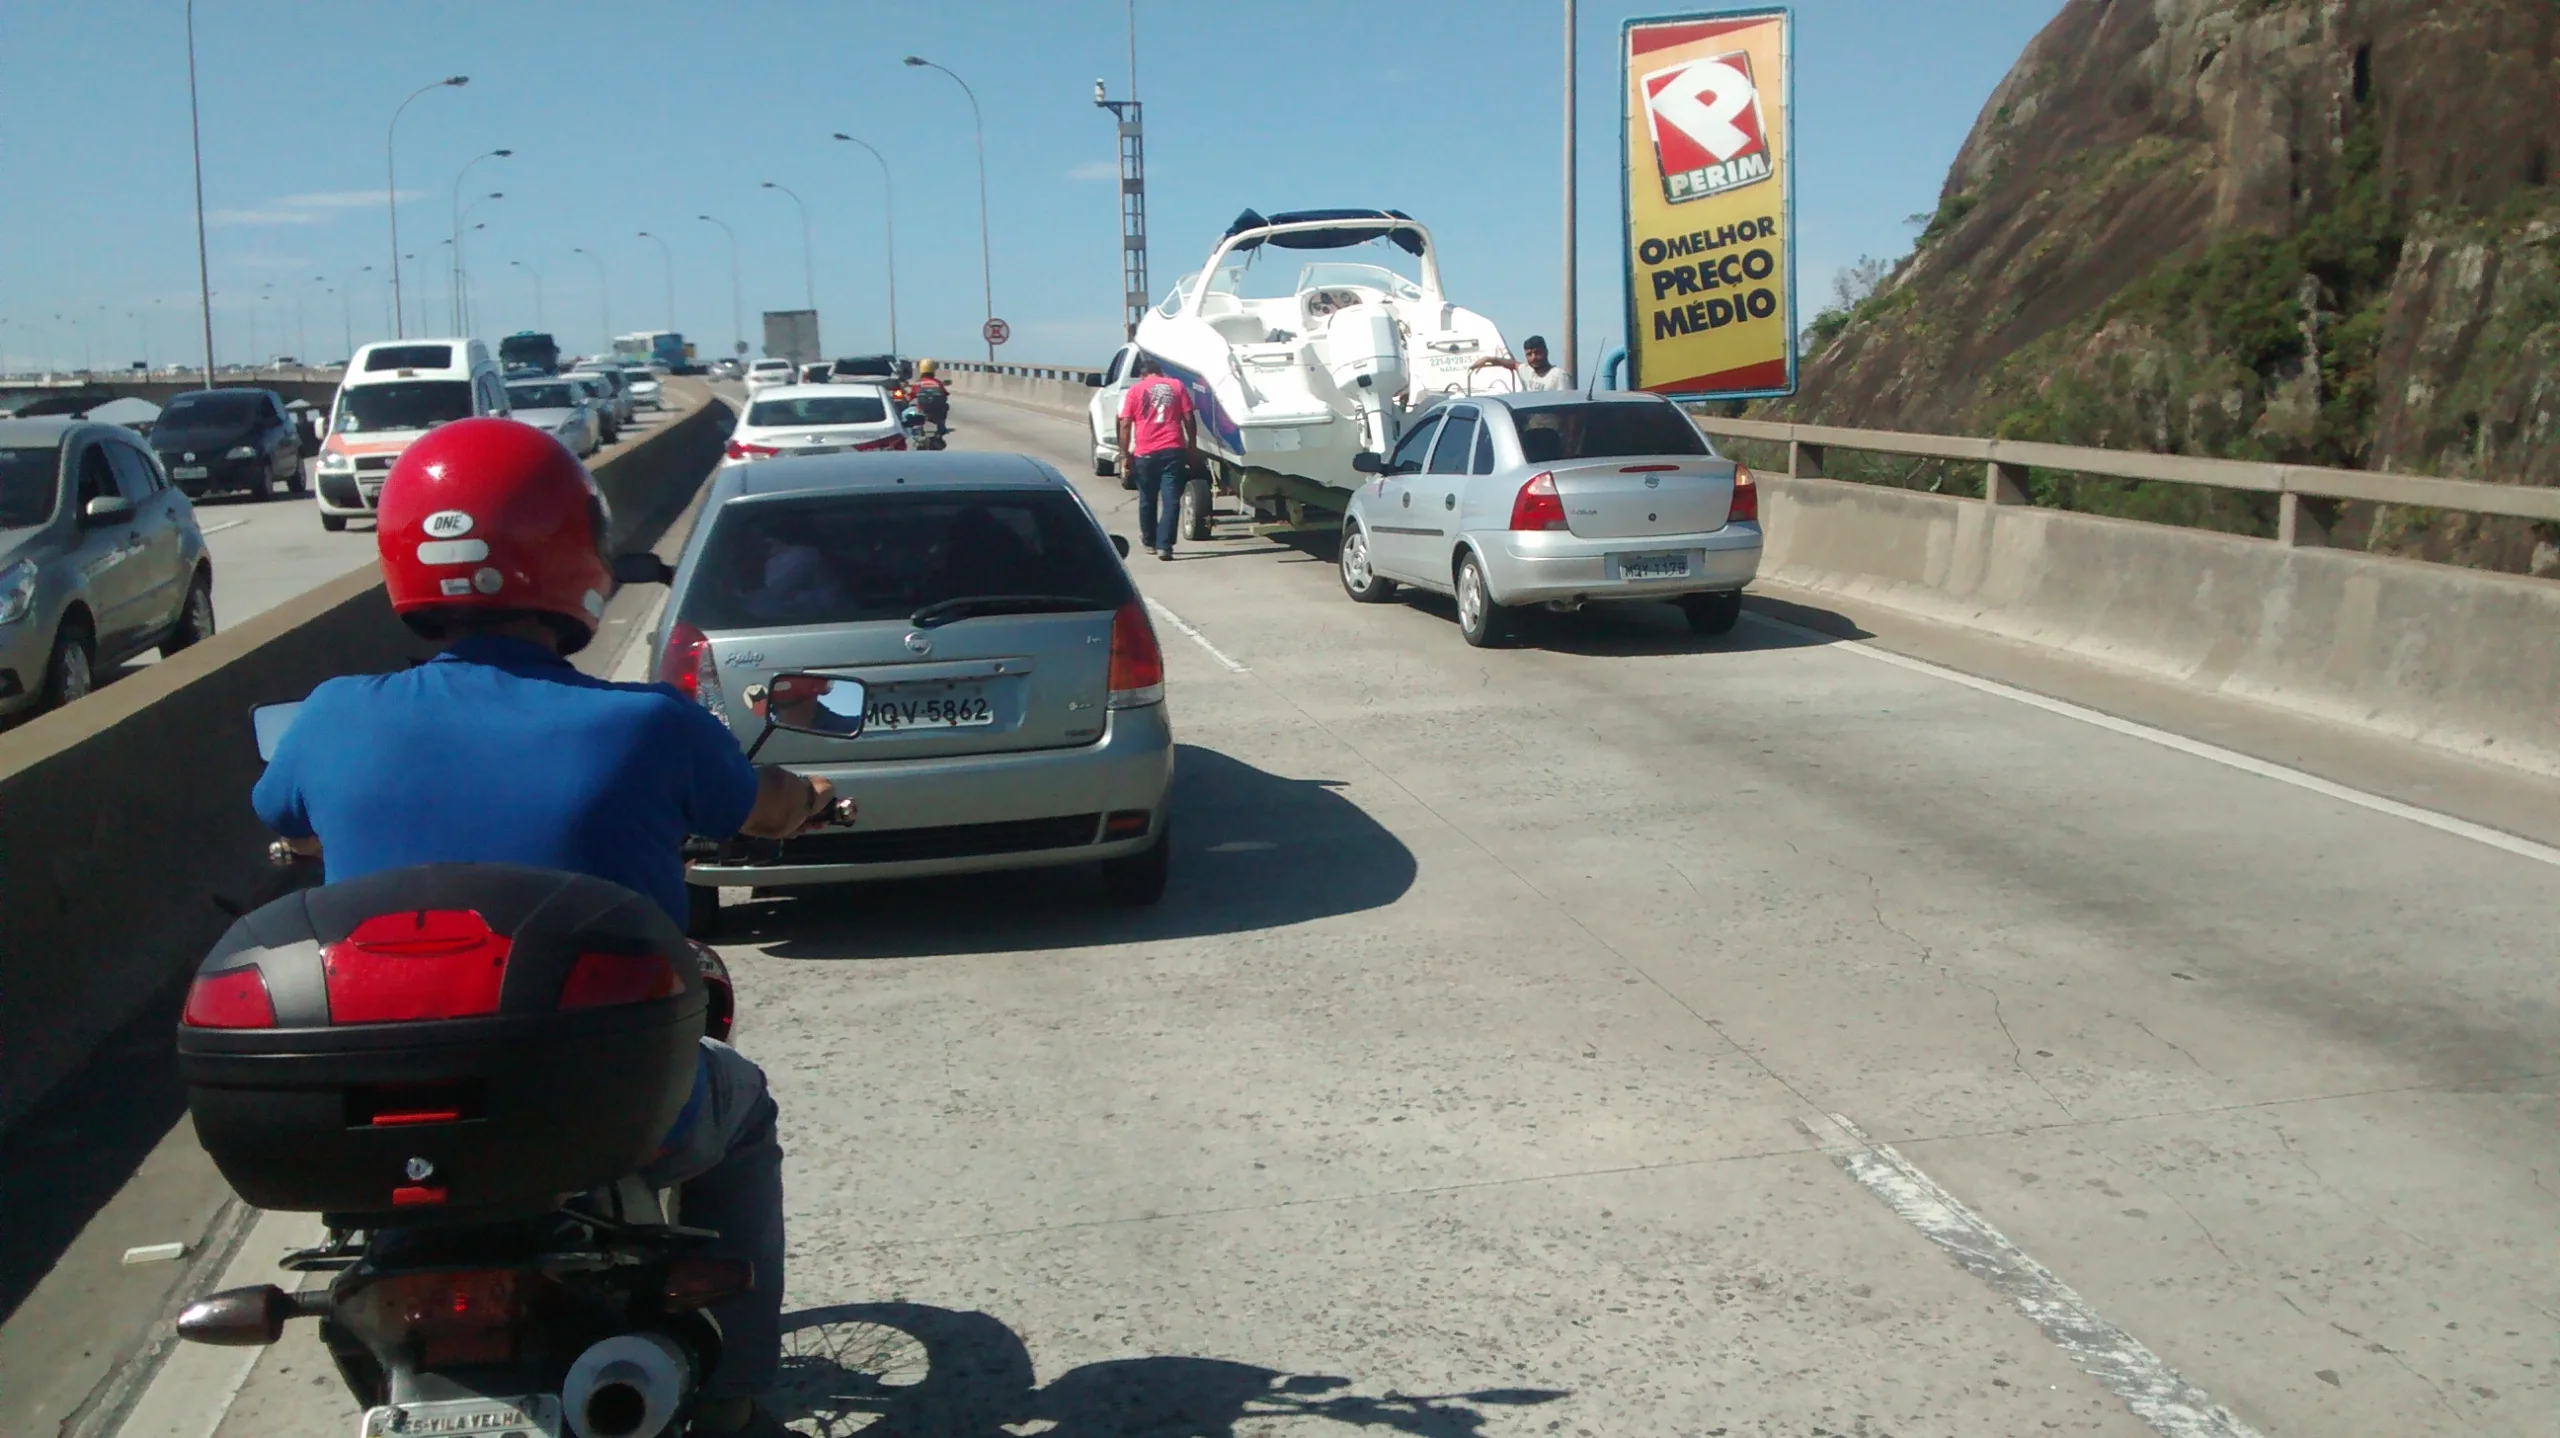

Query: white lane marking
left=110, top=1207, right=326, bottom=1438
left=1803, top=1114, right=2265, bottom=1438
left=1146, top=597, right=1248, bottom=674
left=1744, top=612, right=2560, bottom=871
left=197, top=519, right=250, bottom=536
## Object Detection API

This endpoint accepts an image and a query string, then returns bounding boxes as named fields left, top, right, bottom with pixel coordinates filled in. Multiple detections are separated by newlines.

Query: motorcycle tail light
left=662, top=1256, right=755, bottom=1312
left=336, top=1269, right=526, bottom=1368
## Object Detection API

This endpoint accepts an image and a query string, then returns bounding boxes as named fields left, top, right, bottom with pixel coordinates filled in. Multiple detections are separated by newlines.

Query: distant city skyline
left=0, top=0, right=2063, bottom=375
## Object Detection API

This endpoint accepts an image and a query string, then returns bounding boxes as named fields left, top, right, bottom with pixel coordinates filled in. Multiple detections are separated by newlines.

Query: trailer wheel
left=1180, top=473, right=1213, bottom=541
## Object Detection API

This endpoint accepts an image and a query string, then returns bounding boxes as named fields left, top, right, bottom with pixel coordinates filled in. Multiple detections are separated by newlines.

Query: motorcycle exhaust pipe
left=562, top=1332, right=693, bottom=1438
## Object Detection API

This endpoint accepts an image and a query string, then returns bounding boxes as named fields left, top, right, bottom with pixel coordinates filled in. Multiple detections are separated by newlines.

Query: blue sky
left=0, top=0, right=2063, bottom=376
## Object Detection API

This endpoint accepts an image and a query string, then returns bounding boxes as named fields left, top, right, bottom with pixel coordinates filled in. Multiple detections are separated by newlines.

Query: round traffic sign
left=982, top=317, right=1011, bottom=346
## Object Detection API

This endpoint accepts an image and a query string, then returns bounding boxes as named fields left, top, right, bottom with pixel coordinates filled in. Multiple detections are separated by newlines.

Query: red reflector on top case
left=391, top=1185, right=449, bottom=1207
left=559, top=951, right=683, bottom=1010
left=323, top=910, right=511, bottom=1024
left=182, top=967, right=277, bottom=1028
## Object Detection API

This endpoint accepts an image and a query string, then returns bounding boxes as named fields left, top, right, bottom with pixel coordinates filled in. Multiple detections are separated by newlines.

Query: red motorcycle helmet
left=377, top=418, right=613, bottom=654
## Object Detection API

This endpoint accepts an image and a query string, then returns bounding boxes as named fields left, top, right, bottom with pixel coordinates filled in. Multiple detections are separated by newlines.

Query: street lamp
left=759, top=182, right=815, bottom=312
left=696, top=215, right=744, bottom=359
left=905, top=56, right=995, bottom=361
left=360, top=264, right=386, bottom=339
left=829, top=134, right=899, bottom=356
left=387, top=75, right=469, bottom=337
left=635, top=231, right=676, bottom=333
left=511, top=260, right=544, bottom=329
left=451, top=148, right=512, bottom=332
left=184, top=0, right=217, bottom=387
left=572, top=246, right=610, bottom=354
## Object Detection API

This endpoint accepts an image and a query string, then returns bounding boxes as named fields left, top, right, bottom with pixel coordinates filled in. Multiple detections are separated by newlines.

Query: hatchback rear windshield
left=362, top=344, right=455, bottom=372
left=508, top=383, right=579, bottom=409
left=335, top=381, right=473, bottom=434
left=158, top=392, right=266, bottom=429
left=681, top=489, right=1132, bottom=630
left=746, top=394, right=888, bottom=428
left=0, top=446, right=58, bottom=529
left=1512, top=402, right=1712, bottom=462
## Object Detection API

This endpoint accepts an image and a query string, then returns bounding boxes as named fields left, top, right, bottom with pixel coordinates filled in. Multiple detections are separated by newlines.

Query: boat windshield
left=1157, top=274, right=1202, bottom=318
left=1203, top=240, right=1429, bottom=303
left=1293, top=263, right=1425, bottom=302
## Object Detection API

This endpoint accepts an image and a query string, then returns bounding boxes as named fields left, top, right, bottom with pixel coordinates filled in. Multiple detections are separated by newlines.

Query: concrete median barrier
left=0, top=386, right=734, bottom=1132
left=935, top=364, right=1095, bottom=420
left=1759, top=475, right=2560, bottom=778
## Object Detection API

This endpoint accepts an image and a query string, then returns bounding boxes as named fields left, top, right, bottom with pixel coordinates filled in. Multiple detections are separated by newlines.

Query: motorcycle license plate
left=172, top=466, right=209, bottom=480
left=863, top=682, right=995, bottom=732
left=360, top=1393, right=562, bottom=1437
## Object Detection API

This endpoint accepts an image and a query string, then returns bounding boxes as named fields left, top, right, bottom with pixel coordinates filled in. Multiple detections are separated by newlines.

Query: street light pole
left=1561, top=0, right=1579, bottom=383
left=696, top=215, right=744, bottom=358
left=905, top=56, right=996, bottom=361
left=387, top=75, right=469, bottom=338
left=511, top=260, right=543, bottom=330
left=184, top=0, right=217, bottom=388
left=456, top=195, right=501, bottom=333
left=636, top=231, right=676, bottom=333
left=572, top=247, right=610, bottom=354
left=759, top=182, right=816, bottom=313
left=451, top=148, right=513, bottom=333
left=828, top=134, right=899, bottom=356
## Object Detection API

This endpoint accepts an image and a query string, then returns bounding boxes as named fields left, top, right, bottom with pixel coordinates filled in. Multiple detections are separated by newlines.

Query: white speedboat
left=1133, top=208, right=1514, bottom=522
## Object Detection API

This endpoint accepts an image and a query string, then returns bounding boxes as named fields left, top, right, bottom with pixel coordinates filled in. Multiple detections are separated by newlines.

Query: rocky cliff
left=1781, top=0, right=2560, bottom=573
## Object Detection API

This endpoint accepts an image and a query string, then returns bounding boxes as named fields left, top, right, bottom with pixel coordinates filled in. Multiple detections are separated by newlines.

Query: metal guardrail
left=1688, top=414, right=2560, bottom=548
left=931, top=358, right=1107, bottom=386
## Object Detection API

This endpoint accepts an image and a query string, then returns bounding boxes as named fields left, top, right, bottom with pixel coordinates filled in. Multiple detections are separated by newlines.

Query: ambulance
left=314, top=338, right=508, bottom=532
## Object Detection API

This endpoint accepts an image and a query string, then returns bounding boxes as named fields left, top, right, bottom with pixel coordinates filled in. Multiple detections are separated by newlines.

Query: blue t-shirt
left=252, top=635, right=759, bottom=924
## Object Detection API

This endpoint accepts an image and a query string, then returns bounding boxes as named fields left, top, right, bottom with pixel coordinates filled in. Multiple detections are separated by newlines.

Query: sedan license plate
left=1616, top=552, right=1692, bottom=581
left=171, top=466, right=209, bottom=481
left=863, top=683, right=995, bottom=732
left=361, top=1393, right=562, bottom=1437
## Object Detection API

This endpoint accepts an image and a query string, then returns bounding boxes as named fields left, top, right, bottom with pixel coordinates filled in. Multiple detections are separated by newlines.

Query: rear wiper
left=908, top=594, right=1111, bottom=629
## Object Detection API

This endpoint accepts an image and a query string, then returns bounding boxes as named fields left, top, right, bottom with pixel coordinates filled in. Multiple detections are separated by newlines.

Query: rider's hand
left=796, top=775, right=844, bottom=832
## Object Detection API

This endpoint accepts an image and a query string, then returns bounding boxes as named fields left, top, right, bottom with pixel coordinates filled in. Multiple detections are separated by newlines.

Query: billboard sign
left=1621, top=8, right=1796, bottom=398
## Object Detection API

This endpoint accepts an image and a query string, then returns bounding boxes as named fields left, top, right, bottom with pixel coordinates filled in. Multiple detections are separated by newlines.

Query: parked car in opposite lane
left=650, top=450, right=1174, bottom=933
left=719, top=384, right=908, bottom=467
left=0, top=418, right=215, bottom=714
left=504, top=378, right=602, bottom=457
left=150, top=387, right=304, bottom=500
left=1338, top=391, right=1761, bottom=646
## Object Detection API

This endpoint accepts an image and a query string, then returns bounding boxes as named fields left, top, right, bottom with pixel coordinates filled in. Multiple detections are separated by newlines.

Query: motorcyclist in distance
left=908, top=357, right=950, bottom=438
left=250, top=418, right=827, bottom=1438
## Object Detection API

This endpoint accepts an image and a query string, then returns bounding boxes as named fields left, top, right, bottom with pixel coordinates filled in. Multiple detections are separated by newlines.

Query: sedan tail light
left=658, top=621, right=710, bottom=700
left=1728, top=462, right=1759, bottom=525
left=854, top=433, right=908, bottom=452
left=1106, top=600, right=1165, bottom=709
left=1508, top=472, right=1568, bottom=532
left=724, top=440, right=780, bottom=462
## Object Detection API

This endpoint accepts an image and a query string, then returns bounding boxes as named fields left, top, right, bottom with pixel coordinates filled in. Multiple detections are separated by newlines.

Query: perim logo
left=1642, top=52, right=1773, bottom=204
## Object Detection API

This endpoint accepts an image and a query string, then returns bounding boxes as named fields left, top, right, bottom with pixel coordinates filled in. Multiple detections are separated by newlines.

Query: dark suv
left=150, top=388, right=304, bottom=500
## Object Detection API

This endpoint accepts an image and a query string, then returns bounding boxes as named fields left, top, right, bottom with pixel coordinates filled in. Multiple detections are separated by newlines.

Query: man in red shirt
left=1115, top=355, right=1199, bottom=560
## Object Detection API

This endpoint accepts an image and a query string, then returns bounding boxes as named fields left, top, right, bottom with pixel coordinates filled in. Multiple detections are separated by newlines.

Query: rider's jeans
left=639, top=1039, right=783, bottom=1400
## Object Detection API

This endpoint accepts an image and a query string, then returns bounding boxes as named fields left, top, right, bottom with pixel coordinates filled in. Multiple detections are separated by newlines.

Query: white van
left=314, top=338, right=507, bottom=532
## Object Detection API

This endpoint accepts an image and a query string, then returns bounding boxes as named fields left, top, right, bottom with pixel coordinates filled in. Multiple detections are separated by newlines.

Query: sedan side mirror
left=611, top=552, right=675, bottom=586
left=1110, top=534, right=1131, bottom=559
left=1351, top=451, right=1386, bottom=474
left=80, top=495, right=135, bottom=527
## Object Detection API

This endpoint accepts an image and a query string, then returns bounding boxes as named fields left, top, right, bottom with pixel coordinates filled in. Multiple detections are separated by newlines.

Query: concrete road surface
left=114, top=395, right=2560, bottom=1436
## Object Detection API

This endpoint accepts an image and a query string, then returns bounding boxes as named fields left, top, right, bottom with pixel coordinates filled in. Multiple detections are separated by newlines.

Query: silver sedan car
left=0, top=418, right=215, bottom=715
left=1338, top=391, right=1761, bottom=646
left=648, top=450, right=1176, bottom=935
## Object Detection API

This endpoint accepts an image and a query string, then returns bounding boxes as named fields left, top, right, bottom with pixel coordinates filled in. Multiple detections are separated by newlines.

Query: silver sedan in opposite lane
left=1339, top=391, right=1762, bottom=647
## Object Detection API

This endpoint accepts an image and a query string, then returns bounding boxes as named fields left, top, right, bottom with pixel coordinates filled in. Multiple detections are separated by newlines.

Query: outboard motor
left=174, top=864, right=749, bottom=1435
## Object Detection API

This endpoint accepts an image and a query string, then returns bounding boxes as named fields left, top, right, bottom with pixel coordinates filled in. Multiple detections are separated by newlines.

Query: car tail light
left=855, top=432, right=907, bottom=451
left=1509, top=472, right=1568, bottom=532
left=559, top=950, right=684, bottom=1010
left=321, top=911, right=511, bottom=1024
left=1729, top=462, right=1759, bottom=525
left=1106, top=600, right=1164, bottom=709
left=183, top=967, right=276, bottom=1029
left=658, top=621, right=710, bottom=700
left=724, top=439, right=780, bottom=462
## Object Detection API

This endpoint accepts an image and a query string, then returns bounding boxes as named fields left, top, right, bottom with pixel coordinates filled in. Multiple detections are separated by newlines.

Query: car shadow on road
left=735, top=744, right=1417, bottom=960
left=1379, top=589, right=1872, bottom=659
left=775, top=1301, right=1569, bottom=1438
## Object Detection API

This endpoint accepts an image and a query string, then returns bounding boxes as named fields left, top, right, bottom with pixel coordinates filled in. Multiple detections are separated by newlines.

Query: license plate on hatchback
left=1616, top=552, right=1692, bottom=581
left=360, top=1393, right=562, bottom=1437
left=863, top=682, right=995, bottom=731
left=172, top=466, right=209, bottom=480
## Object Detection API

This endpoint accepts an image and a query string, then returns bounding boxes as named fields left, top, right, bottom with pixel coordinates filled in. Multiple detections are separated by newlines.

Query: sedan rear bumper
left=685, top=703, right=1176, bottom=887
left=1479, top=524, right=1762, bottom=605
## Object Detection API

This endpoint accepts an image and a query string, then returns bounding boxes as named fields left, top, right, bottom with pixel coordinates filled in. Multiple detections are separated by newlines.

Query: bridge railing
left=932, top=358, right=1108, bottom=386
left=1686, top=414, right=2560, bottom=549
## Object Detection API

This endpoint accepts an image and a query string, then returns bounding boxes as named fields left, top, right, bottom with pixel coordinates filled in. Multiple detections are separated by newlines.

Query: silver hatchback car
left=651, top=450, right=1175, bottom=934
left=0, top=418, right=215, bottom=716
left=1339, top=391, right=1761, bottom=646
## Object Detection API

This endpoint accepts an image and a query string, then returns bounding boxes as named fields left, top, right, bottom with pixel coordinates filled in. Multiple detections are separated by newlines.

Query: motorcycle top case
left=178, top=863, right=708, bottom=1224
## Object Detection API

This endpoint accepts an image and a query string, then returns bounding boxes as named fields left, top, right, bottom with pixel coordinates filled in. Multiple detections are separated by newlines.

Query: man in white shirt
left=1472, top=334, right=1572, bottom=391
